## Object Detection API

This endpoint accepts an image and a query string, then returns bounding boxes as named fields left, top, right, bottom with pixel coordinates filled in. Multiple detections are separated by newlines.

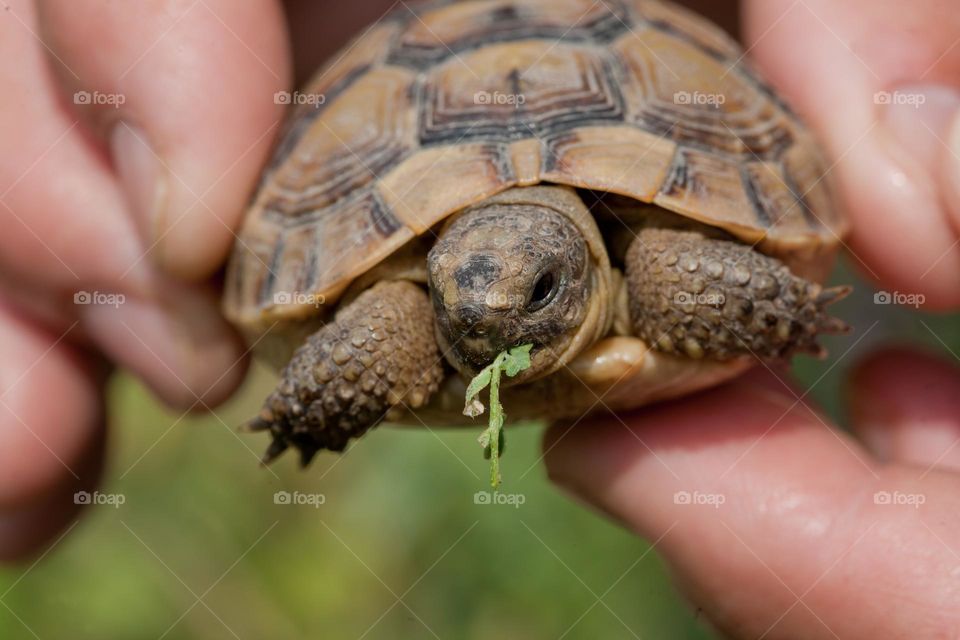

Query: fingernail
left=878, top=84, right=960, bottom=173
left=110, top=122, right=168, bottom=254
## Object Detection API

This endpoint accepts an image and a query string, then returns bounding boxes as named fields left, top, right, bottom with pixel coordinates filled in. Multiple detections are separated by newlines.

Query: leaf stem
left=462, top=345, right=533, bottom=488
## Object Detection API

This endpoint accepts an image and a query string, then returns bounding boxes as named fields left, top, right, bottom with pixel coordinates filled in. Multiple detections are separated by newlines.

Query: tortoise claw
left=298, top=445, right=320, bottom=469
left=240, top=415, right=273, bottom=433
left=815, top=285, right=853, bottom=338
left=260, top=438, right=289, bottom=466
left=816, top=285, right=852, bottom=307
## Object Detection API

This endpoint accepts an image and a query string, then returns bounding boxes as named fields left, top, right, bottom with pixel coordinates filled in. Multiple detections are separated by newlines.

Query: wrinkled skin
left=427, top=202, right=593, bottom=381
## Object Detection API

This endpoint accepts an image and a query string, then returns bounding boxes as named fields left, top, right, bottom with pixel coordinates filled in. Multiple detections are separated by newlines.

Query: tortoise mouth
left=446, top=333, right=533, bottom=372
left=443, top=333, right=553, bottom=387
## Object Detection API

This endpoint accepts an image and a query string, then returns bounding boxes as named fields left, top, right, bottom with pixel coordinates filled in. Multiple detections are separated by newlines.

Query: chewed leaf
left=462, top=368, right=493, bottom=417
left=503, top=344, right=533, bottom=377
left=464, top=398, right=485, bottom=418
left=462, top=344, right=534, bottom=488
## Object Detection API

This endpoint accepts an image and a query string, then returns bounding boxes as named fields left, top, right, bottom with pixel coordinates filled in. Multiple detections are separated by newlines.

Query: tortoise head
left=427, top=187, right=607, bottom=383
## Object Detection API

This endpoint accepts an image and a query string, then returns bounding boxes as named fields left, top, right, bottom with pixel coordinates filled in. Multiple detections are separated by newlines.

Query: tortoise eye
left=527, top=271, right=557, bottom=311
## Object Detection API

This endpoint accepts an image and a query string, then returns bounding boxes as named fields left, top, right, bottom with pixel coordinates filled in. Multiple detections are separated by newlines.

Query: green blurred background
left=0, top=260, right=957, bottom=640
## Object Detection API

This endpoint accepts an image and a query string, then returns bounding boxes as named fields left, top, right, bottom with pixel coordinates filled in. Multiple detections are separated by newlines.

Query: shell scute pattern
left=224, top=0, right=843, bottom=327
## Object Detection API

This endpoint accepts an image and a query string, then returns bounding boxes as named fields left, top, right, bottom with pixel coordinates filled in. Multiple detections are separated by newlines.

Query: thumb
left=37, top=0, right=291, bottom=281
left=744, top=0, right=960, bottom=308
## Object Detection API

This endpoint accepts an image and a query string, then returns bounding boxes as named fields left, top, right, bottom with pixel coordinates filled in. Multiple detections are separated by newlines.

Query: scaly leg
left=248, top=280, right=444, bottom=466
left=625, top=228, right=848, bottom=361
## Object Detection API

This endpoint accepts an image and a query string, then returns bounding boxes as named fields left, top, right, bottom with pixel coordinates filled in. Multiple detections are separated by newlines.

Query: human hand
left=0, top=0, right=418, bottom=562
left=545, top=1, right=960, bottom=637
left=0, top=0, right=294, bottom=559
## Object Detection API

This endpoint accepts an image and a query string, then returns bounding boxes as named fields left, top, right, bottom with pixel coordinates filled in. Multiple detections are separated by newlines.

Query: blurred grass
left=0, top=258, right=957, bottom=639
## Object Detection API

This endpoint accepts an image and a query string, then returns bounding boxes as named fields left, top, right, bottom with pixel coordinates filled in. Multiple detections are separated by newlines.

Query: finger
left=0, top=304, right=106, bottom=561
left=544, top=369, right=960, bottom=638
left=0, top=266, right=244, bottom=410
left=744, top=0, right=960, bottom=309
left=848, top=346, right=960, bottom=469
left=0, top=0, right=153, bottom=292
left=78, top=283, right=248, bottom=409
left=0, top=1, right=254, bottom=407
left=0, top=435, right=104, bottom=562
left=37, top=0, right=291, bottom=280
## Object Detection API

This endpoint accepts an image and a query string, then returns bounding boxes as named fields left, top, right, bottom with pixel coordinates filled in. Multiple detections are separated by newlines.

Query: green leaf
left=462, top=344, right=533, bottom=488
left=477, top=430, right=491, bottom=450
left=462, top=368, right=493, bottom=418
left=502, top=344, right=533, bottom=377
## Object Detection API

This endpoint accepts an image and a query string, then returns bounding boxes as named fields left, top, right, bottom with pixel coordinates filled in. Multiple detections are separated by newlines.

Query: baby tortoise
left=223, top=0, right=850, bottom=467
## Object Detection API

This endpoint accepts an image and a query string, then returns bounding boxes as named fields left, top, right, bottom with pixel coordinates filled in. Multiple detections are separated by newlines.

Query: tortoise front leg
left=624, top=228, right=849, bottom=361
left=249, top=280, right=444, bottom=467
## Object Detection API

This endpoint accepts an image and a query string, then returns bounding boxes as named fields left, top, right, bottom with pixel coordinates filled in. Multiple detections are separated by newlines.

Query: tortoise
left=223, top=0, right=850, bottom=467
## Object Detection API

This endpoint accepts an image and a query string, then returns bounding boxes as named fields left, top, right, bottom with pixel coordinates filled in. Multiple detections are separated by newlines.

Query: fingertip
left=0, top=305, right=105, bottom=509
left=542, top=415, right=631, bottom=518
left=743, top=0, right=960, bottom=309
left=122, top=0, right=291, bottom=281
left=80, top=285, right=248, bottom=410
left=848, top=346, right=960, bottom=467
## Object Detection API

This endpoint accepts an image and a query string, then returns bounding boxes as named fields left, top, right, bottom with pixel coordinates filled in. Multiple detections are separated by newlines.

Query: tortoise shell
left=224, top=0, right=847, bottom=329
